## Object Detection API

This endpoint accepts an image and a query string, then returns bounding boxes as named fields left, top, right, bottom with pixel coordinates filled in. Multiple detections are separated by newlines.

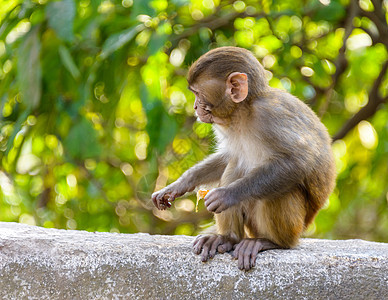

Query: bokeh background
left=0, top=0, right=387, bottom=242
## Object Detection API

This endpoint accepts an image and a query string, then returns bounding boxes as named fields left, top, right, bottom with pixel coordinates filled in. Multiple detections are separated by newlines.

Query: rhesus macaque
left=152, top=46, right=336, bottom=270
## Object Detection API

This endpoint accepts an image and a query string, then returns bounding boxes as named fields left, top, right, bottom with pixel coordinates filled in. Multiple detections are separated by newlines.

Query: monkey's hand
left=152, top=182, right=194, bottom=210
left=204, top=187, right=239, bottom=214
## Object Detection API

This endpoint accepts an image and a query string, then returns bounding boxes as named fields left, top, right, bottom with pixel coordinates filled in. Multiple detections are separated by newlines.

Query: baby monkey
left=152, top=47, right=336, bottom=270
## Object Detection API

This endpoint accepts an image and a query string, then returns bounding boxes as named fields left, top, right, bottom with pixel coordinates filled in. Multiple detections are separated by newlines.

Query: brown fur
left=153, top=46, right=336, bottom=260
left=190, top=47, right=336, bottom=248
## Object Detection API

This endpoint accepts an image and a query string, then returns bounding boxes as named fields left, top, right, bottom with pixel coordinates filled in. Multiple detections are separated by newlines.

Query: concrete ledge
left=0, top=222, right=387, bottom=299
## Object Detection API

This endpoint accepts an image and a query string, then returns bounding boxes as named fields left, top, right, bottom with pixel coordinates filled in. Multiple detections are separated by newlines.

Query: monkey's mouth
left=195, top=110, right=213, bottom=123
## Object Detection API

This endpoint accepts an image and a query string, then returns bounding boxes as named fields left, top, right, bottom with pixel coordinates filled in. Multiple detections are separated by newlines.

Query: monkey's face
left=188, top=72, right=249, bottom=125
left=189, top=77, right=228, bottom=124
left=191, top=89, right=214, bottom=123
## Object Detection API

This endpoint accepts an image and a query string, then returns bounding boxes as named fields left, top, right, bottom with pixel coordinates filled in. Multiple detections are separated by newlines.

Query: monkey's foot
left=193, top=234, right=237, bottom=262
left=233, top=238, right=279, bottom=271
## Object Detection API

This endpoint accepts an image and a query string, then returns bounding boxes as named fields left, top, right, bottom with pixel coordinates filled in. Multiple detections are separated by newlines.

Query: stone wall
left=0, top=222, right=387, bottom=299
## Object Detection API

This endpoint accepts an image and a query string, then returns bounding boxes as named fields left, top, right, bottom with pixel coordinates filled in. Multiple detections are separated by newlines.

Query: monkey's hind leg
left=234, top=189, right=306, bottom=270
left=193, top=205, right=244, bottom=262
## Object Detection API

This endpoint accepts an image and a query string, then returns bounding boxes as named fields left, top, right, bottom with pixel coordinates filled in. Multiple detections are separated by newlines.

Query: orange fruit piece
left=196, top=189, right=210, bottom=212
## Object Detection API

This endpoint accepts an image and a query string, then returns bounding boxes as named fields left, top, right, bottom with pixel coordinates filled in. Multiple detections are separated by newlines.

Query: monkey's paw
left=193, top=234, right=236, bottom=262
left=204, top=187, right=239, bottom=214
left=233, top=238, right=279, bottom=271
left=152, top=183, right=193, bottom=210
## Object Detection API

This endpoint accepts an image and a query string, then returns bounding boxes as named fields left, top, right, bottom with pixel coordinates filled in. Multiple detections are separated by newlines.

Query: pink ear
left=226, top=72, right=248, bottom=103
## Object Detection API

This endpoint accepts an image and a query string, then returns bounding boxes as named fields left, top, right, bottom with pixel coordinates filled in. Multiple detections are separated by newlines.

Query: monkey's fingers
left=151, top=192, right=159, bottom=208
left=204, top=195, right=221, bottom=213
left=153, top=192, right=164, bottom=209
left=200, top=235, right=219, bottom=262
left=233, top=239, right=246, bottom=260
left=160, top=200, right=172, bottom=210
left=206, top=202, right=219, bottom=213
left=193, top=235, right=202, bottom=248
left=241, top=240, right=255, bottom=271
left=232, top=240, right=245, bottom=259
left=193, top=235, right=208, bottom=255
left=250, top=240, right=263, bottom=268
left=214, top=203, right=228, bottom=214
left=217, top=240, right=234, bottom=253
left=233, top=239, right=250, bottom=270
left=209, top=235, right=224, bottom=259
left=168, top=192, right=179, bottom=203
left=155, top=192, right=174, bottom=210
left=204, top=191, right=229, bottom=214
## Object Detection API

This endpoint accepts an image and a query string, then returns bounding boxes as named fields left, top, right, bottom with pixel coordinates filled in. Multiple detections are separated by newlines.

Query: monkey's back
left=256, top=88, right=336, bottom=225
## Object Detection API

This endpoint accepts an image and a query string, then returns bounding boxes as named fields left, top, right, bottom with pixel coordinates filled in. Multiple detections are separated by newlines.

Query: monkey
left=152, top=46, right=336, bottom=271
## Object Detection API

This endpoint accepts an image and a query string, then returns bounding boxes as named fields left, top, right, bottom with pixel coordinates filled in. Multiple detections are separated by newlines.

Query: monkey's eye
left=188, top=87, right=199, bottom=96
left=204, top=105, right=212, bottom=113
left=197, top=96, right=213, bottom=111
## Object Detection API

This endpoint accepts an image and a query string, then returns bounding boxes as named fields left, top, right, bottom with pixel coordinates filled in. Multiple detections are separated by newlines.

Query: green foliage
left=0, top=0, right=387, bottom=242
left=46, top=0, right=76, bottom=42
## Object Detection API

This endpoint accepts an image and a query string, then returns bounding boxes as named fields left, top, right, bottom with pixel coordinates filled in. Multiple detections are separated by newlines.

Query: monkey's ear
left=226, top=72, right=248, bottom=103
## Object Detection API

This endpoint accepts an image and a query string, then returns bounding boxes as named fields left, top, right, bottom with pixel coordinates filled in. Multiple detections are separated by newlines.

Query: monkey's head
left=187, top=47, right=268, bottom=125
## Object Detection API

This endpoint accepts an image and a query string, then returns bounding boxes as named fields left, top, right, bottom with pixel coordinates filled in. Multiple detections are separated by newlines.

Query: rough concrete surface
left=0, top=222, right=387, bottom=299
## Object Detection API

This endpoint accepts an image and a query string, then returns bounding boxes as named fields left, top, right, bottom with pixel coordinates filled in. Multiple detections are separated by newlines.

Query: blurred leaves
left=64, top=117, right=102, bottom=160
left=312, top=0, right=346, bottom=22
left=58, top=45, right=80, bottom=80
left=46, top=0, right=75, bottom=42
left=145, top=100, right=178, bottom=156
left=0, top=0, right=387, bottom=242
left=17, top=26, right=41, bottom=109
left=100, top=24, right=144, bottom=60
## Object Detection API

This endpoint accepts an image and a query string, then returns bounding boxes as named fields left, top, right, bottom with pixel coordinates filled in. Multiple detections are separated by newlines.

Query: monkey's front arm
left=204, top=155, right=308, bottom=213
left=152, top=153, right=227, bottom=210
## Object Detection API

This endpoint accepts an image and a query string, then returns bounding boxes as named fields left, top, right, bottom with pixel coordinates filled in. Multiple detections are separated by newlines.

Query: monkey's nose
left=194, top=98, right=198, bottom=110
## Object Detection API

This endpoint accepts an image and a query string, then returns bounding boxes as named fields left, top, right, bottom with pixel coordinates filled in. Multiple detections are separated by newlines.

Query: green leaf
left=46, top=0, right=75, bottom=42
left=100, top=24, right=145, bottom=60
left=64, top=118, right=102, bottom=160
left=17, top=26, right=42, bottom=109
left=58, top=45, right=80, bottom=80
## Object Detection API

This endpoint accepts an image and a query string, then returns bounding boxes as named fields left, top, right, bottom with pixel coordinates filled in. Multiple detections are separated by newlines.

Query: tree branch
left=332, top=60, right=388, bottom=141
left=305, top=1, right=359, bottom=108
left=317, top=0, right=360, bottom=116
left=167, top=10, right=266, bottom=53
left=360, top=2, right=388, bottom=47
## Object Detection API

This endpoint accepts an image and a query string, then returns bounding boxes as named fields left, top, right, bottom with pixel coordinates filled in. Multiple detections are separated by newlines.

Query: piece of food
left=196, top=190, right=210, bottom=212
